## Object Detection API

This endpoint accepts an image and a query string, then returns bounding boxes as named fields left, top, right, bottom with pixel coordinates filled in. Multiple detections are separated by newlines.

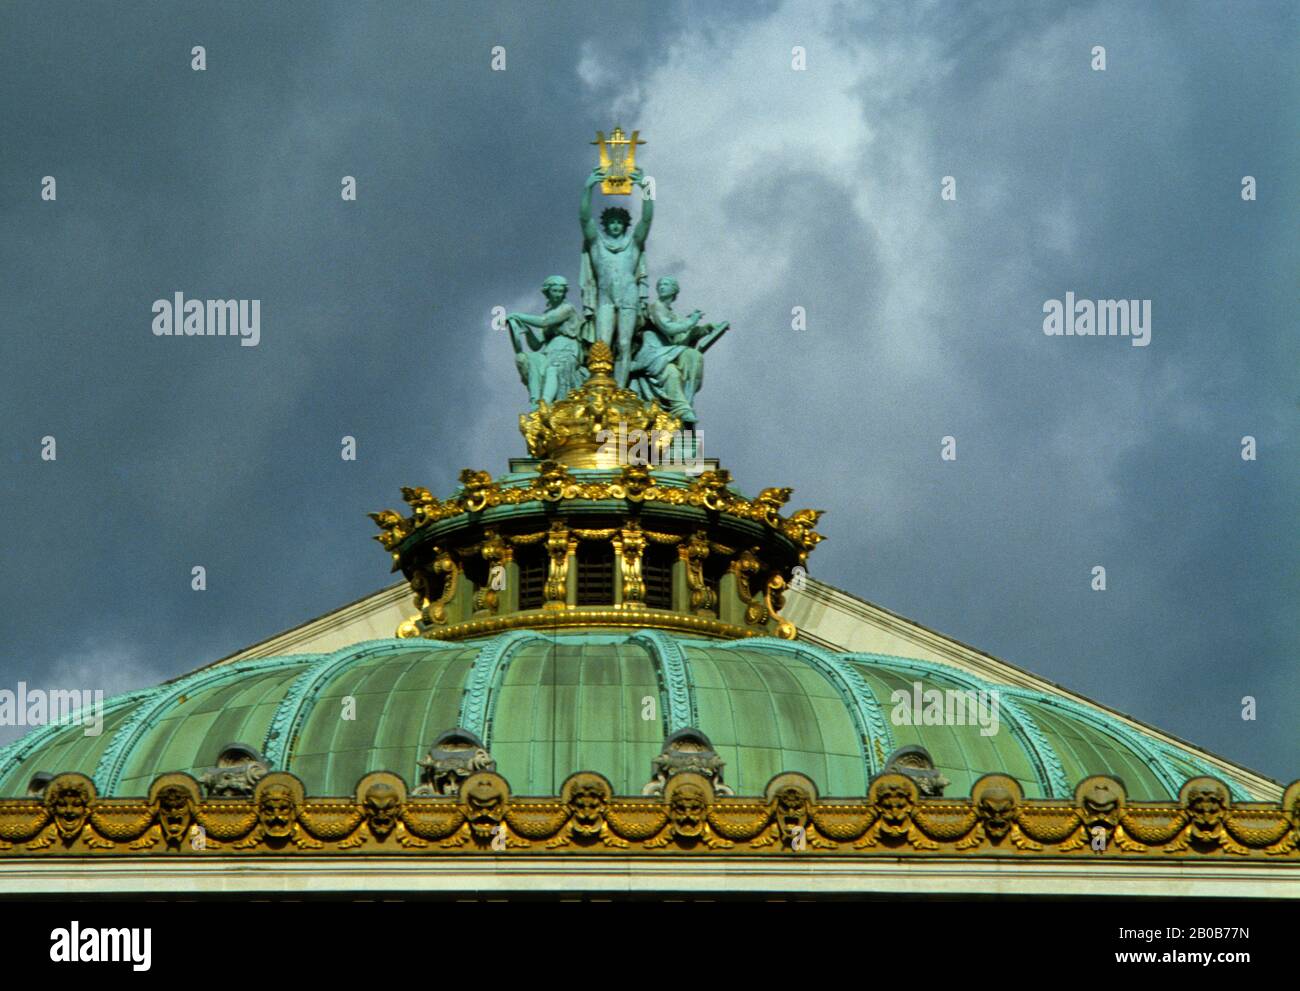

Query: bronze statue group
left=504, top=167, right=727, bottom=425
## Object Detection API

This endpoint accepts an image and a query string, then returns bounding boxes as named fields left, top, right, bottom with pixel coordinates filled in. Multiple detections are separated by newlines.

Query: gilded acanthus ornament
left=372, top=461, right=824, bottom=559
left=681, top=531, right=716, bottom=614
left=616, top=523, right=647, bottom=607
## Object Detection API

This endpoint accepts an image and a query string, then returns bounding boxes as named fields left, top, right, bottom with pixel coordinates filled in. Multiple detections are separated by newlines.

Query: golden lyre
left=591, top=126, right=645, bottom=195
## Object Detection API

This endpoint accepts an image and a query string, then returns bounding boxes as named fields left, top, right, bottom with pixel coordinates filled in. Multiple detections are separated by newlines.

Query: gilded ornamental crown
left=518, top=341, right=681, bottom=467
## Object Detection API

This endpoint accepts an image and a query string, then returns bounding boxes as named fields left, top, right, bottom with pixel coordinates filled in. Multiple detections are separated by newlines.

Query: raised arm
left=632, top=170, right=653, bottom=246
left=580, top=168, right=603, bottom=245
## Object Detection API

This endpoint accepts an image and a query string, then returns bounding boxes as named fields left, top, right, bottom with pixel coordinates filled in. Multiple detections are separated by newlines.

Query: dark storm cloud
left=0, top=1, right=1295, bottom=782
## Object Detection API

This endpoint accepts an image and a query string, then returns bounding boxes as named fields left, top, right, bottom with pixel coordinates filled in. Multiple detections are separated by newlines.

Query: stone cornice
left=2, top=856, right=1294, bottom=898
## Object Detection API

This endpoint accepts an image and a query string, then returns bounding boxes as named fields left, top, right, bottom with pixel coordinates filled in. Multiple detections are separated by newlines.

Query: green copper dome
left=0, top=632, right=1248, bottom=801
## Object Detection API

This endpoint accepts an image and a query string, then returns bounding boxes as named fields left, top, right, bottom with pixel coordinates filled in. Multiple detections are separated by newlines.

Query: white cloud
left=0, top=641, right=161, bottom=747
left=569, top=1, right=1189, bottom=528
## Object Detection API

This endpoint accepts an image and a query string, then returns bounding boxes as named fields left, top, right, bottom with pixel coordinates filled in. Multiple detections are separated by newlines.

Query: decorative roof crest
left=518, top=342, right=681, bottom=466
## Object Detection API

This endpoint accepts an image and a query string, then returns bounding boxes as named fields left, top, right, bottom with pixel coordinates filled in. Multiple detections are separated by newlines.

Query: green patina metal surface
left=684, top=641, right=871, bottom=796
left=0, top=633, right=1257, bottom=801
left=0, top=690, right=149, bottom=795
left=108, top=657, right=315, bottom=796
left=709, top=638, right=897, bottom=778
left=485, top=636, right=663, bottom=796
left=856, top=655, right=1069, bottom=799
left=627, top=629, right=698, bottom=730
left=284, top=641, right=480, bottom=793
left=459, top=631, right=549, bottom=738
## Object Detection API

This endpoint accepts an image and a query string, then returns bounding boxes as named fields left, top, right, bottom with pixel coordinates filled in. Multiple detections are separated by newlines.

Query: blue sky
left=1, top=0, right=1296, bottom=782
